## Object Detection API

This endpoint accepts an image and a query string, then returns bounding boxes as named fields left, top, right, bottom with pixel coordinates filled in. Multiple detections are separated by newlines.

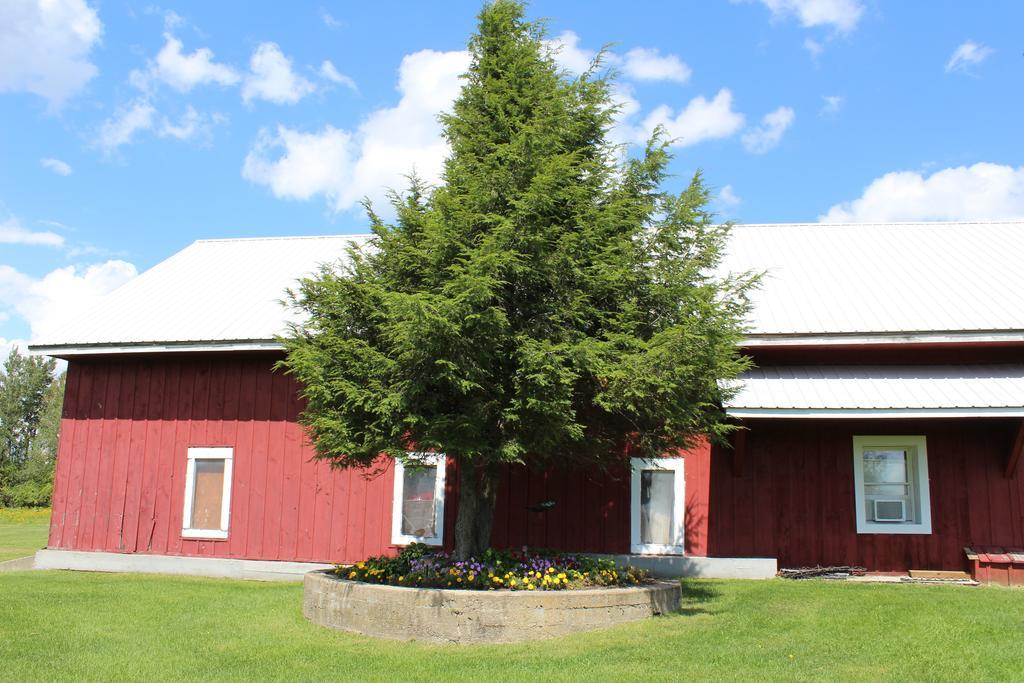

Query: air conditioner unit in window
left=873, top=499, right=907, bottom=522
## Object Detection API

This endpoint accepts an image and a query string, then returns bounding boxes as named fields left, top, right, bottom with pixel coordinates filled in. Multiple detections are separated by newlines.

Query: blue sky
left=1, top=0, right=1022, bottom=352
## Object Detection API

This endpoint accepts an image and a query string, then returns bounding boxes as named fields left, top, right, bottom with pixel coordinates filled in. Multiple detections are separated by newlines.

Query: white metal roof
left=30, top=235, right=372, bottom=355
left=725, top=365, right=1024, bottom=418
left=28, top=220, right=1024, bottom=355
left=724, top=220, right=1024, bottom=342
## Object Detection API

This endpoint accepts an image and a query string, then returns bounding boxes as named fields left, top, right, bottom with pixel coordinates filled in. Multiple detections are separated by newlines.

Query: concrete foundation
left=33, top=549, right=332, bottom=581
left=604, top=554, right=777, bottom=579
left=303, top=570, right=682, bottom=644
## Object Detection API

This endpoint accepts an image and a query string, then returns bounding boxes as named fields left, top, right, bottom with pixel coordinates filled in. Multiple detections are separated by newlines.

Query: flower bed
left=339, top=543, right=649, bottom=591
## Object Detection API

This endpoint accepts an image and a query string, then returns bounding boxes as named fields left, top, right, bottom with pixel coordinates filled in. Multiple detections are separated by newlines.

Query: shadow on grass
left=673, top=579, right=723, bottom=617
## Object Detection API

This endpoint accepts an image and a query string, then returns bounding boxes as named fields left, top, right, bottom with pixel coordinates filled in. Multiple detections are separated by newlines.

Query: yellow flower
left=527, top=583, right=535, bottom=590
left=468, top=573, right=475, bottom=581
left=398, top=576, right=404, bottom=582
left=348, top=571, right=357, bottom=579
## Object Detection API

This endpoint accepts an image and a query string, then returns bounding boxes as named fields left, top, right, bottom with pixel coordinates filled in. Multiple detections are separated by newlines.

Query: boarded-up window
left=182, top=447, right=233, bottom=539
left=191, top=460, right=226, bottom=531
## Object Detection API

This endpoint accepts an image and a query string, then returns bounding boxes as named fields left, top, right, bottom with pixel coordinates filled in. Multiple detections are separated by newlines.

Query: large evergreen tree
left=281, top=0, right=755, bottom=558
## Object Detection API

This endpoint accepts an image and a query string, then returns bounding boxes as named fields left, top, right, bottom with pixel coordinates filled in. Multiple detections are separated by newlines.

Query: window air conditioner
left=873, top=499, right=906, bottom=522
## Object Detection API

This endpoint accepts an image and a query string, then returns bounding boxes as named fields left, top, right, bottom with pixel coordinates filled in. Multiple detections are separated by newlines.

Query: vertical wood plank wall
left=49, top=356, right=399, bottom=564
left=50, top=356, right=706, bottom=563
left=48, top=355, right=1024, bottom=570
left=707, top=419, right=1024, bottom=571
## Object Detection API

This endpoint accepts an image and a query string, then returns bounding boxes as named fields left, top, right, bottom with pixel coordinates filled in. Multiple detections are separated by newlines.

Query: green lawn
left=1, top=569, right=1022, bottom=682
left=0, top=508, right=50, bottom=562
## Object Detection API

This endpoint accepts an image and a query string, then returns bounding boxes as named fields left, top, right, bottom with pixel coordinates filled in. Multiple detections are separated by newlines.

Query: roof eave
left=27, top=339, right=285, bottom=358
left=741, top=330, right=1024, bottom=347
left=727, top=407, right=1024, bottom=419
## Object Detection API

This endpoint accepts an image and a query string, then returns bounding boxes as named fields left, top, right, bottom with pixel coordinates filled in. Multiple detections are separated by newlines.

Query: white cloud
left=945, top=41, right=993, bottom=74
left=719, top=184, right=741, bottom=207
left=821, top=94, right=844, bottom=114
left=545, top=31, right=596, bottom=74
left=0, top=337, right=29, bottom=361
left=0, top=217, right=64, bottom=247
left=750, top=0, right=864, bottom=32
left=0, top=260, right=137, bottom=344
left=97, top=99, right=156, bottom=151
left=637, top=89, right=746, bottom=148
left=821, top=163, right=1024, bottom=223
left=803, top=37, right=824, bottom=58
left=157, top=105, right=220, bottom=141
left=244, top=48, right=469, bottom=212
left=621, top=48, right=691, bottom=83
left=320, top=9, right=343, bottom=29
left=742, top=105, right=795, bottom=153
left=242, top=42, right=316, bottom=105
left=40, top=157, right=73, bottom=175
left=0, top=0, right=103, bottom=108
left=319, top=60, right=357, bottom=92
left=131, top=33, right=239, bottom=93
left=243, top=125, right=354, bottom=203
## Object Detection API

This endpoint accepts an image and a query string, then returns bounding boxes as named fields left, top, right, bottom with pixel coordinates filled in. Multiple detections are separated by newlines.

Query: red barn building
left=29, top=222, right=1024, bottom=580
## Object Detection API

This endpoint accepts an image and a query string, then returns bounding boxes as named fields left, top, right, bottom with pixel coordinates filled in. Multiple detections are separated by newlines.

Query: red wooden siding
left=707, top=419, right=1024, bottom=571
left=49, top=355, right=1024, bottom=571
left=49, top=355, right=709, bottom=563
left=49, top=355, right=399, bottom=564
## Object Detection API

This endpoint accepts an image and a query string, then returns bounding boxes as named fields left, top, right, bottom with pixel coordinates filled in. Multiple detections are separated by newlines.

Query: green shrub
left=1, top=480, right=53, bottom=508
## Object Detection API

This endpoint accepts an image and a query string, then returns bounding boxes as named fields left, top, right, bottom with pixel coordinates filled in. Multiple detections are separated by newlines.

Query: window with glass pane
left=640, top=470, right=675, bottom=545
left=191, top=460, right=225, bottom=530
left=862, top=449, right=912, bottom=523
left=401, top=465, right=437, bottom=537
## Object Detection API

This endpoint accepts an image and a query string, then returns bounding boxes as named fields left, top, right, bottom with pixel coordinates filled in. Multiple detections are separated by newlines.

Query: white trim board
left=33, top=549, right=332, bottom=582
left=742, top=331, right=1024, bottom=347
left=727, top=407, right=1024, bottom=419
left=27, top=340, right=284, bottom=357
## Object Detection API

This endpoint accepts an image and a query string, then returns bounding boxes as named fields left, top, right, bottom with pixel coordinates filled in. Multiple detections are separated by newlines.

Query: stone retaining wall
left=303, top=570, right=681, bottom=644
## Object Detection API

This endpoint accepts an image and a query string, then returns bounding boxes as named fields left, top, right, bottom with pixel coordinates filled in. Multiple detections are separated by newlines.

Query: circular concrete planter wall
left=303, top=570, right=681, bottom=644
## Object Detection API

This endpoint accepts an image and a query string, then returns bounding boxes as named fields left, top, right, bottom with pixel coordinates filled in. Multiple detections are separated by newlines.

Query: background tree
left=0, top=347, right=62, bottom=507
left=281, top=0, right=756, bottom=559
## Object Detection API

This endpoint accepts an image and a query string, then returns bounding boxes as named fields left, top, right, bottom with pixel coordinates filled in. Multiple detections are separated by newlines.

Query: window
left=182, top=447, right=233, bottom=539
left=852, top=436, right=932, bottom=535
left=391, top=453, right=446, bottom=546
left=630, top=457, right=685, bottom=554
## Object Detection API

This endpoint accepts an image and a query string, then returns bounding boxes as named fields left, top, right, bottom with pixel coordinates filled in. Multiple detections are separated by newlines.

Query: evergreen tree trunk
left=453, top=461, right=501, bottom=559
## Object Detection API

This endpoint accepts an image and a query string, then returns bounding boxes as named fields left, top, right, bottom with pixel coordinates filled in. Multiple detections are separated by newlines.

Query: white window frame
left=630, top=457, right=686, bottom=555
left=391, top=453, right=446, bottom=546
left=852, top=435, right=932, bottom=535
left=181, top=447, right=233, bottom=540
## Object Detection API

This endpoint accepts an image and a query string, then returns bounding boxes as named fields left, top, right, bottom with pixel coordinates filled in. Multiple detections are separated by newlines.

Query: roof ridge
left=193, top=234, right=375, bottom=244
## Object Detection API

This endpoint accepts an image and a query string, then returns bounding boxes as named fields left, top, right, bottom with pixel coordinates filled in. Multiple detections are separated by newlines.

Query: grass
left=0, top=508, right=50, bottom=562
left=2, top=569, right=1023, bottom=682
